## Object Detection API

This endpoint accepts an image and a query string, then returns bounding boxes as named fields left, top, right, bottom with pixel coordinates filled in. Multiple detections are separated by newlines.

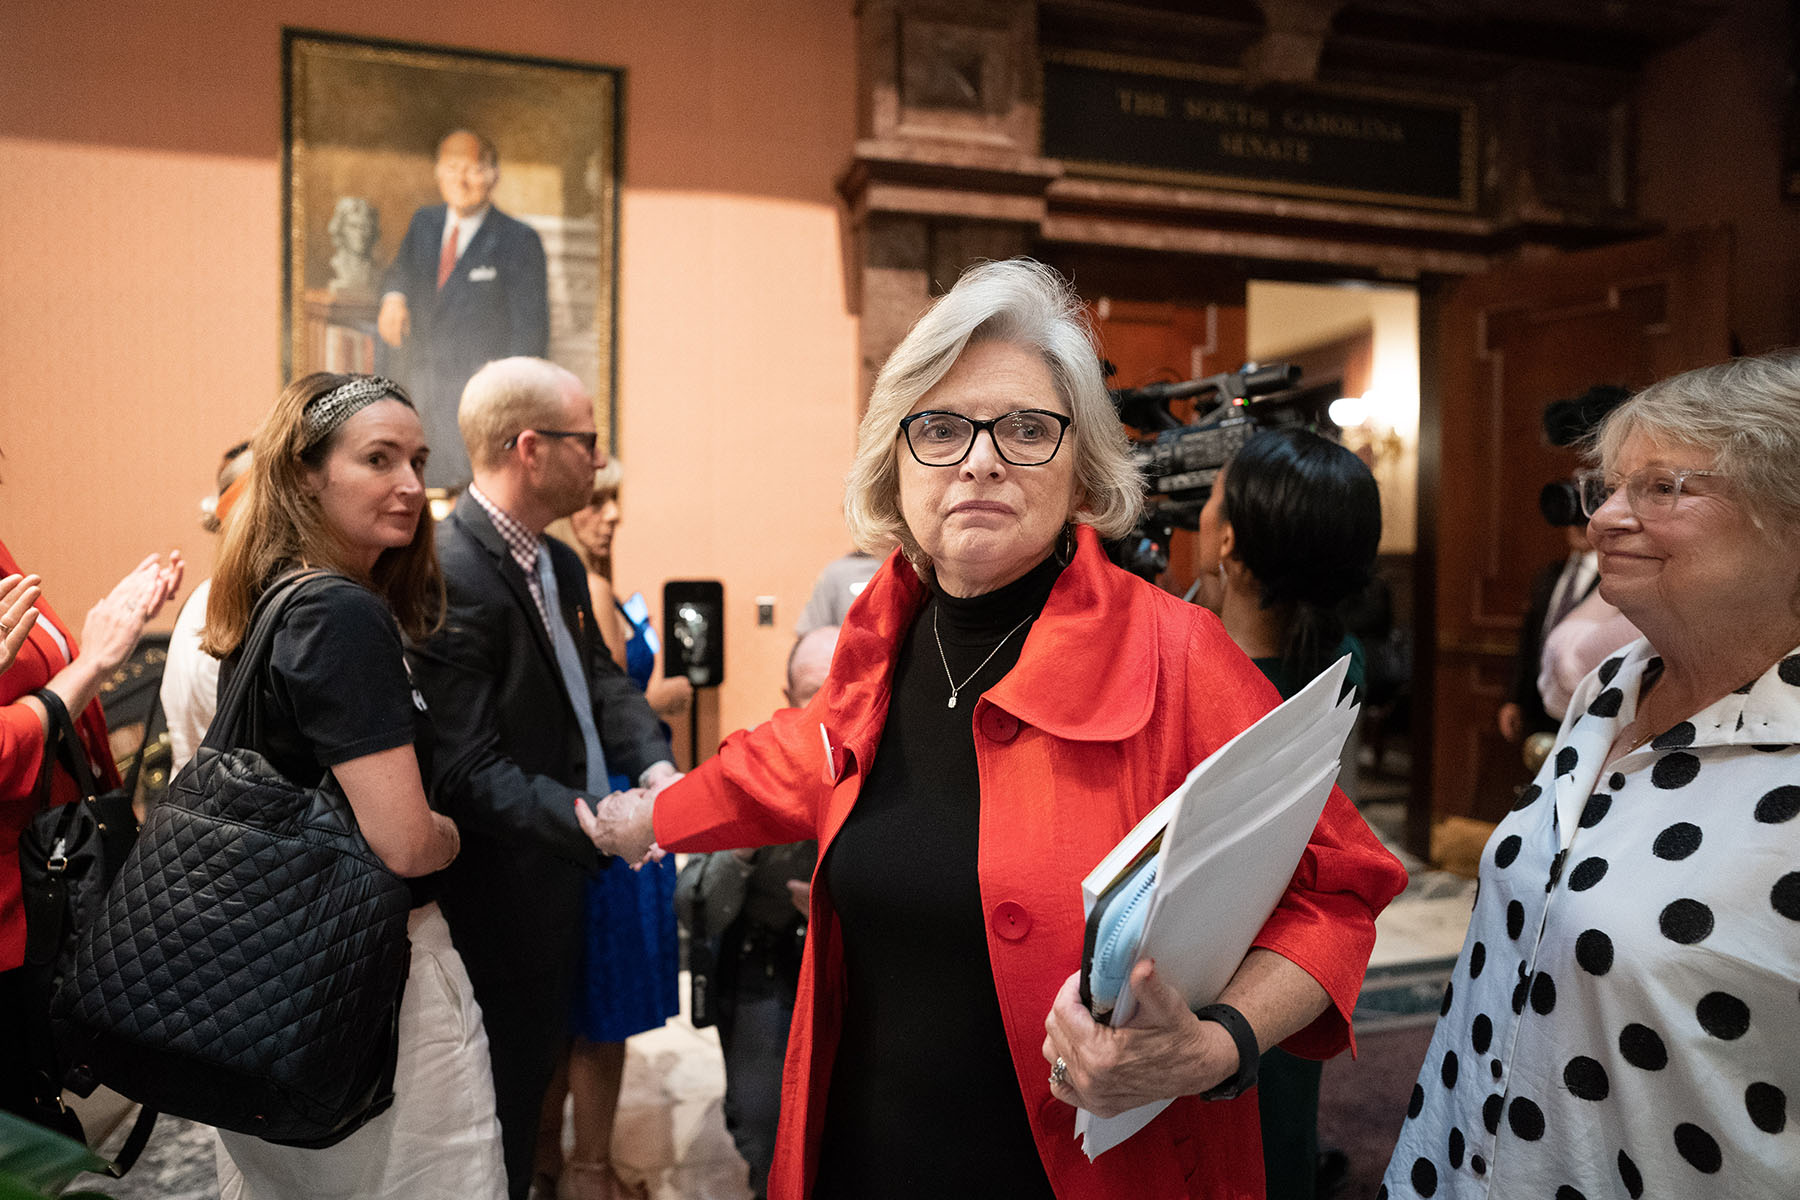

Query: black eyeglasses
left=898, top=409, right=1073, bottom=467
left=504, top=429, right=599, bottom=454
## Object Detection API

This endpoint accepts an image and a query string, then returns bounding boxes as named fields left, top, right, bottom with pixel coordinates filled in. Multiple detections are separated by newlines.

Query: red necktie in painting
left=437, top=221, right=459, bottom=290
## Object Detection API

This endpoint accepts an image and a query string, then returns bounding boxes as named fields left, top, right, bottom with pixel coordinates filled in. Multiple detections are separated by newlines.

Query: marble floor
left=73, top=774, right=1474, bottom=1199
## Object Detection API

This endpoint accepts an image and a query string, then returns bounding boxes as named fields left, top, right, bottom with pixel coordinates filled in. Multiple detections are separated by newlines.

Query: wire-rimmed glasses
left=898, top=409, right=1073, bottom=467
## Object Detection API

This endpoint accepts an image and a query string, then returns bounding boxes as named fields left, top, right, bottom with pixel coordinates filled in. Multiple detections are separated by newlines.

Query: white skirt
left=215, top=902, right=507, bottom=1200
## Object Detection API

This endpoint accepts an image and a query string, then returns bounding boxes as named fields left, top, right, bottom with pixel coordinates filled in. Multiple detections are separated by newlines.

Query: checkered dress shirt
left=466, top=483, right=555, bottom=637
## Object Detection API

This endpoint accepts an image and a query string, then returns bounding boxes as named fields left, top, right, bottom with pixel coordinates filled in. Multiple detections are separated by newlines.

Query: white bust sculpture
left=327, top=196, right=381, bottom=295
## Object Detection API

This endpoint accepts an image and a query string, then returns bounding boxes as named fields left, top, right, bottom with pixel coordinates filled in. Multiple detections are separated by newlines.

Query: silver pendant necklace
left=932, top=606, right=1034, bottom=709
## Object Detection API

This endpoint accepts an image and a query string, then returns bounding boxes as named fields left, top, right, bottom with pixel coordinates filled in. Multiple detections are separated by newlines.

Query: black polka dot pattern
left=1618, top=1151, right=1643, bottom=1198
left=1673, top=1122, right=1722, bottom=1173
left=1651, top=751, right=1701, bottom=789
left=1568, top=857, right=1609, bottom=891
left=1530, top=971, right=1557, bottom=1015
left=1598, top=655, right=1624, bottom=685
left=1620, top=1023, right=1669, bottom=1070
left=1651, top=821, right=1702, bottom=860
left=1507, top=1095, right=1545, bottom=1140
left=1410, top=1158, right=1437, bottom=1196
left=1578, top=793, right=1611, bottom=828
left=1746, top=1082, right=1787, bottom=1133
left=1381, top=643, right=1800, bottom=1200
left=1659, top=898, right=1714, bottom=944
left=1774, top=872, right=1800, bottom=921
left=1779, top=654, right=1800, bottom=685
left=1695, top=991, right=1749, bottom=1040
left=1575, top=929, right=1613, bottom=975
left=1756, top=785, right=1800, bottom=823
left=1408, top=1083, right=1424, bottom=1119
left=1563, top=1055, right=1608, bottom=1100
left=1650, top=721, right=1696, bottom=750
left=1440, top=980, right=1454, bottom=1016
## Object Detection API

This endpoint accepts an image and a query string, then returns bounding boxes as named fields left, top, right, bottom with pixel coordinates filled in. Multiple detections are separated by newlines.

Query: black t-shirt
left=218, top=575, right=437, bottom=903
left=813, top=552, right=1063, bottom=1200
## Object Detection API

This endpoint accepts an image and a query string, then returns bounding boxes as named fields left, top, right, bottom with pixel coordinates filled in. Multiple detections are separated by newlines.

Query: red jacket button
left=980, top=707, right=1020, bottom=742
left=992, top=900, right=1032, bottom=940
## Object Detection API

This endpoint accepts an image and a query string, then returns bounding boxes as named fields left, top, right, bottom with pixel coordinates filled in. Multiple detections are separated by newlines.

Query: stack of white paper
left=1074, top=655, right=1359, bottom=1159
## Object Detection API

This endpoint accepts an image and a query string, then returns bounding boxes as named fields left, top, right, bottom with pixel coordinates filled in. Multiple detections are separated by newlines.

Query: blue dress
left=569, top=591, right=681, bottom=1042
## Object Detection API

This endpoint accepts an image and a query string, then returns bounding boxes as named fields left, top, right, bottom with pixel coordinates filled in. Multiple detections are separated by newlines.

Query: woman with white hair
left=580, top=259, right=1405, bottom=1198
left=1383, top=351, right=1800, bottom=1199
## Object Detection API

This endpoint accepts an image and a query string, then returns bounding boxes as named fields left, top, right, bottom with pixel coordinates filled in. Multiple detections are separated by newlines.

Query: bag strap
left=30, top=687, right=100, bottom=810
left=96, top=1106, right=159, bottom=1177
left=201, top=569, right=334, bottom=754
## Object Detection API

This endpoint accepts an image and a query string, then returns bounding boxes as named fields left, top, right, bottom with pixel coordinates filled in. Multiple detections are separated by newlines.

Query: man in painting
left=377, top=128, right=549, bottom=489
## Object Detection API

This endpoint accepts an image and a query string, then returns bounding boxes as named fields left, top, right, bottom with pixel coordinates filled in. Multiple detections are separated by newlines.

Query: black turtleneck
left=813, top=551, right=1065, bottom=1199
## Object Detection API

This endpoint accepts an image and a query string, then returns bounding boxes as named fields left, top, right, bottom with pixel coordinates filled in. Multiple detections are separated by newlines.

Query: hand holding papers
left=1072, top=655, right=1359, bottom=1158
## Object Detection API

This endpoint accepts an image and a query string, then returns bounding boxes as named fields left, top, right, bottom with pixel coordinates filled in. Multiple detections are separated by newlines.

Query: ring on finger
left=1050, top=1056, right=1069, bottom=1087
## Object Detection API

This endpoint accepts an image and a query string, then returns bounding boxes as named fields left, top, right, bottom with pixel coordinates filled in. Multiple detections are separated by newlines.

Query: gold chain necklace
left=932, top=606, right=1034, bottom=710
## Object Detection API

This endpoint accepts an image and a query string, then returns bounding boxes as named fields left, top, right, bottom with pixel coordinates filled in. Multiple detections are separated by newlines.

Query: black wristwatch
left=1194, top=1002, right=1260, bottom=1101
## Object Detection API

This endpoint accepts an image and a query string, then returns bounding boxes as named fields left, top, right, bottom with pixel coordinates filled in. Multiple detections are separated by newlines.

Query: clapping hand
left=80, top=551, right=185, bottom=675
left=0, top=573, right=42, bottom=674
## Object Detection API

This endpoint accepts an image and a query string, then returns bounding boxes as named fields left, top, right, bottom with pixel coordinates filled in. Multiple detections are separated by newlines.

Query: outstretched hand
left=1041, top=959, right=1236, bottom=1118
left=573, top=787, right=657, bottom=865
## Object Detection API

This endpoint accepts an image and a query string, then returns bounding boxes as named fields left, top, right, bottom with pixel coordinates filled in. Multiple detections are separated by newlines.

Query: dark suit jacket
left=377, top=203, right=549, bottom=488
left=407, top=495, right=670, bottom=984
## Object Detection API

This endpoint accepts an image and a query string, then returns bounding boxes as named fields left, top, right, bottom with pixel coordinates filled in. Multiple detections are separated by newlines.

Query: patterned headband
left=301, top=376, right=403, bottom=449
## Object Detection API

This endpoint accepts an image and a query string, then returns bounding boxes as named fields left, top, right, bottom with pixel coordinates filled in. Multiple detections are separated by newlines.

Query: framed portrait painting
left=283, top=29, right=622, bottom=488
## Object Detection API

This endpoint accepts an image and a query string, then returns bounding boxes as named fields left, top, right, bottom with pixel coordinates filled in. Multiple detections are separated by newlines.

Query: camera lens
left=1538, top=480, right=1586, bottom=527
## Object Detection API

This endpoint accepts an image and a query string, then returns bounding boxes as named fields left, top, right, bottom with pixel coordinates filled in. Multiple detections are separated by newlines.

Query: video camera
left=1107, top=361, right=1305, bottom=581
left=1536, top=384, right=1631, bottom=528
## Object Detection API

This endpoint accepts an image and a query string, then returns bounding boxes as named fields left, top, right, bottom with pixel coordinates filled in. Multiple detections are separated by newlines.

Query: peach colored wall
left=1637, top=0, right=1800, bottom=353
left=0, top=0, right=859, bottom=739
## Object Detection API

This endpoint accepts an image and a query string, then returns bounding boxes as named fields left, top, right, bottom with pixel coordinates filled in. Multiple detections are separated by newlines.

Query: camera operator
left=1512, top=386, right=1643, bottom=725
left=1497, top=489, right=1597, bottom=742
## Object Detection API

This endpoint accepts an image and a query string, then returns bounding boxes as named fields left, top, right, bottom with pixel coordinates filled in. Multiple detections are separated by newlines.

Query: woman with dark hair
left=1194, top=425, right=1383, bottom=1200
left=202, top=373, right=504, bottom=1199
left=1195, top=426, right=1381, bottom=699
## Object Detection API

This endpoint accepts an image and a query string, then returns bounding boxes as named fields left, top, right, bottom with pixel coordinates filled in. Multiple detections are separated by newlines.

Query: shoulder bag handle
left=199, top=569, right=333, bottom=755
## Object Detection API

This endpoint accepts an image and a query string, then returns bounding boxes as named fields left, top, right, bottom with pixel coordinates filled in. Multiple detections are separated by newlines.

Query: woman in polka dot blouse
left=1382, top=351, right=1800, bottom=1199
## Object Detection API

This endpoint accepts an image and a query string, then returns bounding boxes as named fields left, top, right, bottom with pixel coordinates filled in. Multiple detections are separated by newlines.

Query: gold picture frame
left=282, top=29, right=622, bottom=486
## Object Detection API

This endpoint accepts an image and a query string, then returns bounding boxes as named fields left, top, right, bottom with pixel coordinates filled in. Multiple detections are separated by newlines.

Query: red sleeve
left=654, top=696, right=833, bottom=852
left=1253, top=784, right=1408, bottom=1059
left=1179, top=610, right=1409, bottom=1061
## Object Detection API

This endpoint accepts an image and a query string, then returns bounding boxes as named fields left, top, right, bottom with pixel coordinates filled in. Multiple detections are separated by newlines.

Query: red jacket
left=0, top=537, right=122, bottom=972
left=656, top=528, right=1407, bottom=1199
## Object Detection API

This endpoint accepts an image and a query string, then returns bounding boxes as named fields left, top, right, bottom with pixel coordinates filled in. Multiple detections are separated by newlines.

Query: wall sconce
left=1329, top=391, right=1406, bottom=468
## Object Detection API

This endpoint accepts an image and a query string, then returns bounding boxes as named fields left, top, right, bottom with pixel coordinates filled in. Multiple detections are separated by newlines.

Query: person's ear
left=1218, top=520, right=1237, bottom=563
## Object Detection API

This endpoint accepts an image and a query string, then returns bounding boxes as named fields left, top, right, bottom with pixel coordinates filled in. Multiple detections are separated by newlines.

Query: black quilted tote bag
left=51, top=571, right=412, bottom=1148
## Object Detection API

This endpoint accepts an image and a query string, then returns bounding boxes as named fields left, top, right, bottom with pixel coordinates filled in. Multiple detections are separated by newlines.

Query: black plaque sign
left=1043, top=52, right=1475, bottom=211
